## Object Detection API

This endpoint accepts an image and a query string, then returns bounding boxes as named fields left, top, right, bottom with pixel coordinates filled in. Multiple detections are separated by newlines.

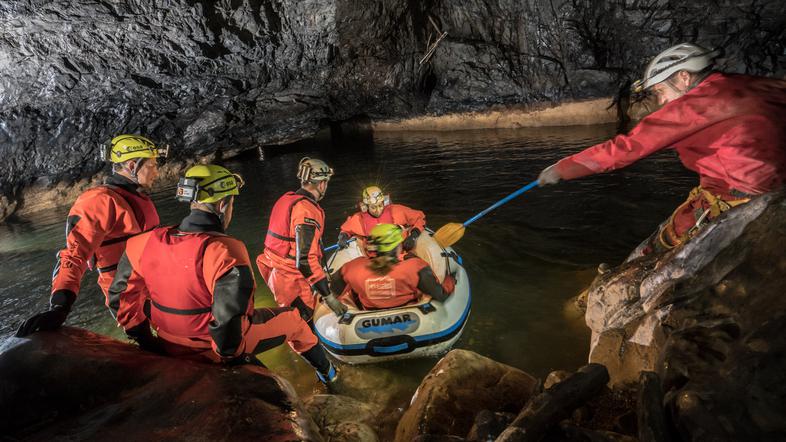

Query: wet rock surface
left=584, top=192, right=786, bottom=440
left=1, top=0, right=784, bottom=201
left=395, top=349, right=538, bottom=442
left=0, top=327, right=321, bottom=441
left=305, top=394, right=382, bottom=441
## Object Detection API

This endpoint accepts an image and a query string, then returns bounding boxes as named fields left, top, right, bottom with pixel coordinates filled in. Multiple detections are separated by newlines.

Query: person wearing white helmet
left=337, top=185, right=426, bottom=252
left=538, top=42, right=786, bottom=251
left=256, top=157, right=346, bottom=324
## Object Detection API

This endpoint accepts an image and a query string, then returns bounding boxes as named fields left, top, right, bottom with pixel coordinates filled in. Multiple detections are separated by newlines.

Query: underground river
left=0, top=125, right=695, bottom=431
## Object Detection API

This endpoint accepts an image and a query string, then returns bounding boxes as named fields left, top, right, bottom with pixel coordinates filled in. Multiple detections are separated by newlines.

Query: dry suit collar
left=178, top=209, right=225, bottom=233
left=105, top=173, right=142, bottom=194
left=296, top=187, right=318, bottom=203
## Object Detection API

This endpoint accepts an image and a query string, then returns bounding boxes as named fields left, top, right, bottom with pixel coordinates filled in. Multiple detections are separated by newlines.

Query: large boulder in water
left=584, top=192, right=786, bottom=440
left=394, top=349, right=538, bottom=442
left=0, top=327, right=322, bottom=441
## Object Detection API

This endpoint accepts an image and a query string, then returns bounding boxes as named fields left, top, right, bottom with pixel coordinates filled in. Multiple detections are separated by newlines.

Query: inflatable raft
left=314, top=232, right=471, bottom=364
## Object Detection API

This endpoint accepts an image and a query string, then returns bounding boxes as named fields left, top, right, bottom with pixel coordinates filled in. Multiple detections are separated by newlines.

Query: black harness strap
left=151, top=299, right=212, bottom=315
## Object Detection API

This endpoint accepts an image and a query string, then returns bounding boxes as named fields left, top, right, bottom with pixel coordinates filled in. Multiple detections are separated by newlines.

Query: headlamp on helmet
left=297, top=157, right=334, bottom=184
left=360, top=185, right=390, bottom=213
left=176, top=164, right=244, bottom=204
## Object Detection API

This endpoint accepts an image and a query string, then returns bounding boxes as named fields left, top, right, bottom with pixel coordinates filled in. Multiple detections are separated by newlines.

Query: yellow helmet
left=107, top=135, right=168, bottom=163
left=367, top=223, right=403, bottom=253
left=297, top=157, right=333, bottom=184
left=176, top=164, right=244, bottom=204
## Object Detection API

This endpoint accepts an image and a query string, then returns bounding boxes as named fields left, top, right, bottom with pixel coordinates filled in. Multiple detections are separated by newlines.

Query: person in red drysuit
left=337, top=185, right=426, bottom=252
left=108, top=164, right=337, bottom=385
left=538, top=43, right=786, bottom=250
left=16, top=135, right=165, bottom=347
left=331, top=224, right=455, bottom=310
left=256, top=157, right=346, bottom=324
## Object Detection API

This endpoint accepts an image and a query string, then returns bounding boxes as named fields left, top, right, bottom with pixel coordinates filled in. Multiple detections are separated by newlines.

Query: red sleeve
left=555, top=98, right=699, bottom=180
left=340, top=213, right=364, bottom=237
left=392, top=204, right=426, bottom=232
left=52, top=189, right=117, bottom=296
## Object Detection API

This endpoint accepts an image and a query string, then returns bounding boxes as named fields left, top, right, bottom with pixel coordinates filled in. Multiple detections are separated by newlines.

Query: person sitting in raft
left=330, top=224, right=455, bottom=310
left=108, top=164, right=338, bottom=386
left=16, top=135, right=165, bottom=352
left=337, top=185, right=426, bottom=252
left=537, top=43, right=786, bottom=253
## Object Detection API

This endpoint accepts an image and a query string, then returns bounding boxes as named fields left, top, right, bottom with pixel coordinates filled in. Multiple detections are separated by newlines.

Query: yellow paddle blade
left=433, top=223, right=465, bottom=248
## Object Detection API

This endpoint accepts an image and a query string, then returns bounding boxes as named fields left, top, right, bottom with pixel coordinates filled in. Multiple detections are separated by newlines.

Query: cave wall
left=0, top=0, right=783, bottom=196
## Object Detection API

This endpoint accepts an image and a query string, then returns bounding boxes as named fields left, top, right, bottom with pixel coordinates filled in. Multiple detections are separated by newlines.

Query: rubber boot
left=301, top=345, right=337, bottom=386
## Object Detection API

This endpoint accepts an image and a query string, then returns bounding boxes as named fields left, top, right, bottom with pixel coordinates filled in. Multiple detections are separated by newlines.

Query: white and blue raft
left=313, top=232, right=471, bottom=364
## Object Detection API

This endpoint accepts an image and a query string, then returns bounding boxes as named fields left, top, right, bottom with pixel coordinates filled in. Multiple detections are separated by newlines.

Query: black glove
left=402, top=228, right=421, bottom=251
left=337, top=232, right=351, bottom=250
left=323, top=294, right=348, bottom=317
left=312, top=278, right=331, bottom=298
left=15, top=289, right=76, bottom=337
left=126, top=320, right=166, bottom=355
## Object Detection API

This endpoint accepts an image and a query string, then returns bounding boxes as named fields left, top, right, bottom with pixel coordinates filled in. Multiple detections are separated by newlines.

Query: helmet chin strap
left=116, top=158, right=145, bottom=184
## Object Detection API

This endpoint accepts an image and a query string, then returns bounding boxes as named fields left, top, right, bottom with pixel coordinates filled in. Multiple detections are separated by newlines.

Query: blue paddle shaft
left=463, top=180, right=539, bottom=227
left=324, top=237, right=357, bottom=252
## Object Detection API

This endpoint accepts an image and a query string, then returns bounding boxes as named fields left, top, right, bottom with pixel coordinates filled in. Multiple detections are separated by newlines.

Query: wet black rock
left=1, top=0, right=784, bottom=196
left=0, top=327, right=321, bottom=440
left=584, top=192, right=786, bottom=440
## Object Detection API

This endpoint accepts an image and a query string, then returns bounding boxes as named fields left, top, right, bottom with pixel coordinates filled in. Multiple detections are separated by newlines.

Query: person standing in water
left=256, top=157, right=346, bottom=324
left=538, top=43, right=786, bottom=251
left=17, top=135, right=165, bottom=350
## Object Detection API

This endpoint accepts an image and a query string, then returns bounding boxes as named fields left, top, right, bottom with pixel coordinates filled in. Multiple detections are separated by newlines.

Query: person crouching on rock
left=256, top=157, right=345, bottom=325
left=330, top=224, right=455, bottom=310
left=107, top=165, right=338, bottom=386
left=337, top=185, right=426, bottom=253
left=537, top=43, right=786, bottom=252
left=16, top=135, right=165, bottom=349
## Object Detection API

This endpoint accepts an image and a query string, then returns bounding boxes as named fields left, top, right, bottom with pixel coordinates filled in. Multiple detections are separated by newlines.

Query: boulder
left=0, top=327, right=321, bottom=441
left=394, top=349, right=538, bottom=442
left=583, top=192, right=786, bottom=440
left=305, top=394, right=382, bottom=441
left=322, top=421, right=379, bottom=442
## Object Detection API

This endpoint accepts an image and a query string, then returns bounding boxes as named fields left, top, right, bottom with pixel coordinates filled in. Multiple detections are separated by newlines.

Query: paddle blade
left=433, top=223, right=465, bottom=248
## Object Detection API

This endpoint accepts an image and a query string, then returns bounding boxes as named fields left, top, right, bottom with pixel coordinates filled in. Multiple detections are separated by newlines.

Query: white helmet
left=639, top=43, right=721, bottom=90
left=297, top=157, right=333, bottom=184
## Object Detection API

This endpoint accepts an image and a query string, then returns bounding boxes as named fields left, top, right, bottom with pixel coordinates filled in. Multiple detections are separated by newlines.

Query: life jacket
left=264, top=191, right=324, bottom=259
left=361, top=208, right=394, bottom=236
left=139, top=226, right=219, bottom=342
left=341, top=256, right=429, bottom=309
left=93, top=185, right=159, bottom=273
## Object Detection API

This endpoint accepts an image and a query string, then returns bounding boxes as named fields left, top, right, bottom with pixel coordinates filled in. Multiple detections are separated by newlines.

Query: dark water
left=0, top=126, right=695, bottom=426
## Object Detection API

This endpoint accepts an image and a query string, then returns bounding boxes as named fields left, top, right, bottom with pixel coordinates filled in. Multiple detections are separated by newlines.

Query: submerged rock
left=584, top=192, right=786, bottom=440
left=305, top=394, right=382, bottom=441
left=394, top=349, right=538, bottom=442
left=0, top=327, right=321, bottom=441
